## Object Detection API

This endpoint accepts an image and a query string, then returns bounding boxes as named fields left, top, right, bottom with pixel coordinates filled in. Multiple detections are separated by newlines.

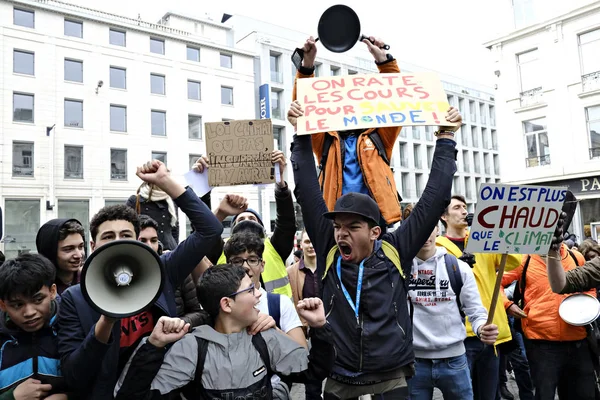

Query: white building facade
left=0, top=0, right=256, bottom=258
left=485, top=0, right=600, bottom=241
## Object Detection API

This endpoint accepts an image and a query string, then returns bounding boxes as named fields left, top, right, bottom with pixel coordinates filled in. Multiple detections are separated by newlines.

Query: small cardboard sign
left=296, top=72, right=454, bottom=135
left=466, top=183, right=568, bottom=255
left=205, top=119, right=274, bottom=187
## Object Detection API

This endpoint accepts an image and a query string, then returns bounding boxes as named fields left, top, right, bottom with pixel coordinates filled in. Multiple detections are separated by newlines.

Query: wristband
left=435, top=130, right=455, bottom=137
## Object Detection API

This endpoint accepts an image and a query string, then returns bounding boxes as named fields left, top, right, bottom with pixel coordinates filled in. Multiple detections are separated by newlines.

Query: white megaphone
left=80, top=240, right=165, bottom=318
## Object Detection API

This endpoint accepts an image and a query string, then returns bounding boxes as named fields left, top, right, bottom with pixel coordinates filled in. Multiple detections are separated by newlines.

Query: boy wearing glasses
left=114, top=264, right=334, bottom=399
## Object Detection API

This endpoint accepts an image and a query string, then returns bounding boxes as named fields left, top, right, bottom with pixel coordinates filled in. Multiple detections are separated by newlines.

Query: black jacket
left=126, top=196, right=179, bottom=251
left=175, top=275, right=205, bottom=327
left=56, top=188, right=223, bottom=399
left=290, top=134, right=456, bottom=383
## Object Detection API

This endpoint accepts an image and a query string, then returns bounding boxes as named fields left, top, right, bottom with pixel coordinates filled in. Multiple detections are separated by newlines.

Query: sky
left=75, top=0, right=514, bottom=87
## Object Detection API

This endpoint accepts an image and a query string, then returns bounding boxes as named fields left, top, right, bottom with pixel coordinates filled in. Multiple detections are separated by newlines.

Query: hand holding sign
left=288, top=100, right=303, bottom=130
left=271, top=150, right=286, bottom=185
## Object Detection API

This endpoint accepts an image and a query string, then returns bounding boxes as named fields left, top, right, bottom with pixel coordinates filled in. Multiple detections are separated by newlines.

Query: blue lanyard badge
left=336, top=256, right=365, bottom=323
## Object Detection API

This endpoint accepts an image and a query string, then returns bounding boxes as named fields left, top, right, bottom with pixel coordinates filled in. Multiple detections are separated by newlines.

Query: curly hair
left=90, top=205, right=140, bottom=243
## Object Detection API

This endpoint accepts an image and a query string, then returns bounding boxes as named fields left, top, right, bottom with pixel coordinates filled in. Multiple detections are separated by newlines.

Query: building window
left=482, top=128, right=489, bottom=149
left=413, top=144, right=422, bottom=169
left=64, top=145, right=83, bottom=179
left=64, top=19, right=83, bottom=38
left=492, top=129, right=498, bottom=150
left=401, top=173, right=410, bottom=198
left=330, top=66, right=340, bottom=76
left=187, top=46, right=200, bottom=62
left=105, top=199, right=127, bottom=207
left=189, top=154, right=202, bottom=170
left=579, top=29, right=600, bottom=92
left=110, top=67, right=126, bottom=89
left=473, top=151, right=481, bottom=173
left=64, top=59, right=83, bottom=82
left=110, top=105, right=127, bottom=132
left=524, top=117, right=550, bottom=167
left=150, top=38, right=165, bottom=55
left=109, top=29, right=126, bottom=46
left=490, top=105, right=496, bottom=126
left=426, top=146, right=434, bottom=168
left=13, top=50, right=34, bottom=75
left=469, top=100, right=476, bottom=122
left=460, top=126, right=469, bottom=146
left=462, top=150, right=470, bottom=172
left=415, top=174, right=423, bottom=197
left=12, top=141, right=34, bottom=177
left=110, top=149, right=127, bottom=180
left=484, top=152, right=491, bottom=174
left=4, top=199, right=40, bottom=259
left=475, top=178, right=482, bottom=194
left=13, top=93, right=34, bottom=122
left=517, top=49, right=541, bottom=91
left=270, top=90, right=282, bottom=119
left=151, top=110, right=166, bottom=136
left=14, top=8, right=34, bottom=28
left=221, top=86, right=233, bottom=105
left=425, top=126, right=434, bottom=141
left=399, top=142, right=408, bottom=167
left=188, top=115, right=202, bottom=139
left=270, top=53, right=282, bottom=83
left=150, top=74, right=165, bottom=95
left=315, top=63, right=322, bottom=77
left=587, top=105, right=600, bottom=158
left=220, top=53, right=232, bottom=68
left=188, top=80, right=201, bottom=100
left=480, top=103, right=487, bottom=124
left=471, top=126, right=479, bottom=147
left=151, top=151, right=167, bottom=165
left=64, top=99, right=83, bottom=128
left=465, top=177, right=473, bottom=199
left=412, top=126, right=421, bottom=140
left=348, top=69, right=357, bottom=75
left=273, top=127, right=285, bottom=153
left=493, top=154, right=500, bottom=175
left=453, top=176, right=461, bottom=193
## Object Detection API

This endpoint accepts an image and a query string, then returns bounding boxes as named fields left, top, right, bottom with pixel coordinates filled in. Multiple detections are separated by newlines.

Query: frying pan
left=292, top=5, right=391, bottom=69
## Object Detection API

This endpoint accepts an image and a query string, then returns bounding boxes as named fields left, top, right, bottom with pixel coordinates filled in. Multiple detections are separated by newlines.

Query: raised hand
left=192, top=156, right=209, bottom=173
left=215, top=194, right=248, bottom=222
left=288, top=100, right=304, bottom=129
left=272, top=150, right=286, bottom=185
left=297, top=297, right=326, bottom=328
left=440, top=106, right=463, bottom=132
left=148, top=317, right=190, bottom=348
left=301, top=36, right=318, bottom=68
left=362, top=36, right=388, bottom=63
left=136, top=160, right=169, bottom=186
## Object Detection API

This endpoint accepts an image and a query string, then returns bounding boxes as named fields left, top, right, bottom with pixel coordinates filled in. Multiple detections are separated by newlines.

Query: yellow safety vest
left=218, top=238, right=292, bottom=298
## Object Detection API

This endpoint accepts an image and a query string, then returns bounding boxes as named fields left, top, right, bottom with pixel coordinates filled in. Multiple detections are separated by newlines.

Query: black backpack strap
left=444, top=254, right=464, bottom=318
left=368, top=131, right=391, bottom=166
left=194, top=337, right=209, bottom=384
left=267, top=293, right=281, bottom=330
left=567, top=249, right=580, bottom=266
left=251, top=333, right=274, bottom=378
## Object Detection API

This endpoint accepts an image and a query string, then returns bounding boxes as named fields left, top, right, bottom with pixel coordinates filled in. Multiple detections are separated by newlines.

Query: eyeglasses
left=229, top=256, right=262, bottom=268
left=227, top=283, right=256, bottom=298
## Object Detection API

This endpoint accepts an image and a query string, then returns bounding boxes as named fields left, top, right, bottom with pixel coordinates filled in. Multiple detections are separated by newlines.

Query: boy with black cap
left=290, top=107, right=460, bottom=398
left=36, top=219, right=85, bottom=295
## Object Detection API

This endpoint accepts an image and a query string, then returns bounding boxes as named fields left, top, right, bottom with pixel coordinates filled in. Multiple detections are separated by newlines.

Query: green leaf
left=535, top=246, right=540, bottom=252
left=515, top=247, right=520, bottom=252
left=499, top=230, right=505, bottom=238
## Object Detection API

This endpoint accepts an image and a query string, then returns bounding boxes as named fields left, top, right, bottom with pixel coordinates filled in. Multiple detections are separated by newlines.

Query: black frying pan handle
left=360, top=35, right=390, bottom=50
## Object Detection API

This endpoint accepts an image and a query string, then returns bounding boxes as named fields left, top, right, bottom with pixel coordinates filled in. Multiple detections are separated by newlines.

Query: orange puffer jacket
left=292, top=61, right=403, bottom=224
left=502, top=245, right=594, bottom=341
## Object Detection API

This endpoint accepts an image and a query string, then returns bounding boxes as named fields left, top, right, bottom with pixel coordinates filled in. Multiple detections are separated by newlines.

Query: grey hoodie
left=408, top=247, right=488, bottom=359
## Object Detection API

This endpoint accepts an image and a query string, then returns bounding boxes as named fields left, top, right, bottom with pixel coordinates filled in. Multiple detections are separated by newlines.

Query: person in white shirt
left=223, top=231, right=305, bottom=400
left=407, top=226, right=498, bottom=400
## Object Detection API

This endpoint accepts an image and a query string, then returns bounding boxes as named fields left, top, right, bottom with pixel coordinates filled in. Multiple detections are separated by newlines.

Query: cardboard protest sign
left=205, top=119, right=274, bottom=187
left=296, top=72, right=453, bottom=135
left=466, top=183, right=568, bottom=255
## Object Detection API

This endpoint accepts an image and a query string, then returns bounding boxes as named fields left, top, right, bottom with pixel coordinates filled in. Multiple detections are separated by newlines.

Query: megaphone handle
left=360, top=35, right=390, bottom=50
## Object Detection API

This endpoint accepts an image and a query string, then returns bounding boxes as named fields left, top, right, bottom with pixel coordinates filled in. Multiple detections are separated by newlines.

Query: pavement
left=290, top=373, right=529, bottom=399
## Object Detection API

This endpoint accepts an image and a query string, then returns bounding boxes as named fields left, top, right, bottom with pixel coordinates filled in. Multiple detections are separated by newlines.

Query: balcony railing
left=526, top=154, right=551, bottom=167
left=270, top=71, right=283, bottom=83
left=589, top=147, right=600, bottom=159
left=520, top=87, right=543, bottom=108
left=582, top=71, right=600, bottom=93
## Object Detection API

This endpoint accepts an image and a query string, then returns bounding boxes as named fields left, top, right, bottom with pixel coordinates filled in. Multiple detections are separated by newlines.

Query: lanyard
left=336, top=256, right=365, bottom=323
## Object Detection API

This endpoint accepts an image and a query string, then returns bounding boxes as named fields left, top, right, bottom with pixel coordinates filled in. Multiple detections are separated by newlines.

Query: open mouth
left=23, top=318, right=40, bottom=327
left=338, top=243, right=353, bottom=261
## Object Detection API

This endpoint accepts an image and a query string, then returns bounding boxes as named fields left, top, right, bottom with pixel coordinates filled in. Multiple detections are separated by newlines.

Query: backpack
left=444, top=253, right=465, bottom=319
left=319, top=132, right=402, bottom=203
left=187, top=333, right=273, bottom=398
left=267, top=292, right=281, bottom=330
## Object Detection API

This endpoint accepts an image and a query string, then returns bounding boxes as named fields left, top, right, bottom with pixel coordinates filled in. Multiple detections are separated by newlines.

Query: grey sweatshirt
left=408, top=247, right=488, bottom=359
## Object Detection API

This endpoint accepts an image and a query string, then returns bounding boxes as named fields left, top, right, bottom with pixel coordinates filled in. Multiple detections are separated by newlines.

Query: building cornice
left=8, top=0, right=255, bottom=57
left=483, top=0, right=600, bottom=48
